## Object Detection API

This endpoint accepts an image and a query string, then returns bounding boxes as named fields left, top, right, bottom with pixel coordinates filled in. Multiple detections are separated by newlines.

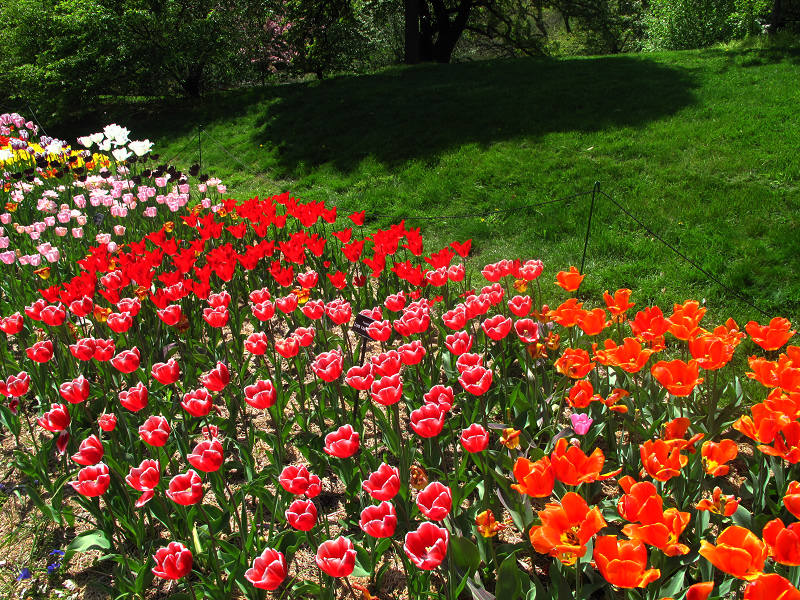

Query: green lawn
left=56, top=45, right=800, bottom=325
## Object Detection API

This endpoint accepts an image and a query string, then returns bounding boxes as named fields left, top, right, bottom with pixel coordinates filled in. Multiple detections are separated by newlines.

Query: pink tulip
left=570, top=413, right=593, bottom=435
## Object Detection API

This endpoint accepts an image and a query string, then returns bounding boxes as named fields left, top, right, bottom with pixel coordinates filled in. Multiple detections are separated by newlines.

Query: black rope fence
left=151, top=126, right=779, bottom=318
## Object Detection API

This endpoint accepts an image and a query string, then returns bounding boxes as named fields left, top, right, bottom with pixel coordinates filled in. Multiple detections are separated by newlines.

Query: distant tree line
left=0, top=0, right=794, bottom=119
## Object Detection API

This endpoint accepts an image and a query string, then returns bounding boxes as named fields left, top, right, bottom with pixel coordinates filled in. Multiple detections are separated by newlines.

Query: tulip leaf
left=67, top=529, right=112, bottom=553
left=352, top=543, right=372, bottom=578
left=731, top=504, right=752, bottom=530
left=660, top=570, right=685, bottom=598
left=465, top=575, right=495, bottom=600
left=494, top=552, right=522, bottom=599
left=450, top=536, right=481, bottom=574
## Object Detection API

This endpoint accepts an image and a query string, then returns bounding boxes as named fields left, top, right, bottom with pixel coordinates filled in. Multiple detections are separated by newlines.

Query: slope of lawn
left=56, top=44, right=800, bottom=324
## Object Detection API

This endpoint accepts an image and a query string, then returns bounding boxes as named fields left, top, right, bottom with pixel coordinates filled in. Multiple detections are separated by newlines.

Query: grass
left=54, top=44, right=800, bottom=325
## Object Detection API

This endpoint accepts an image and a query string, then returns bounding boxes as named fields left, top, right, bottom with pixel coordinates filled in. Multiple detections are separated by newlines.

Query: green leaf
left=352, top=543, right=372, bottom=578
left=450, top=536, right=481, bottom=575
left=659, top=569, right=685, bottom=598
left=495, top=552, right=522, bottom=600
left=67, top=529, right=112, bottom=553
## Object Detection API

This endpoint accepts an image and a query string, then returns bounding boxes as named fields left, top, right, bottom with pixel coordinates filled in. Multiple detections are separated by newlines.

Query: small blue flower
left=49, top=549, right=65, bottom=557
left=16, top=567, right=32, bottom=581
left=47, top=563, right=59, bottom=574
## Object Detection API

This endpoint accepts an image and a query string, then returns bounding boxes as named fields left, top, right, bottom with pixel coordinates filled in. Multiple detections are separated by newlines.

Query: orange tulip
left=551, top=438, right=620, bottom=486
left=668, top=300, right=706, bottom=340
left=651, top=359, right=703, bottom=397
left=566, top=380, right=602, bottom=409
left=500, top=427, right=521, bottom=449
left=764, top=388, right=800, bottom=421
left=689, top=333, right=736, bottom=370
left=733, top=402, right=790, bottom=444
left=511, top=456, right=554, bottom=498
left=554, top=266, right=584, bottom=292
left=603, top=288, right=635, bottom=317
left=784, top=481, right=800, bottom=519
left=747, top=356, right=779, bottom=388
left=576, top=308, right=609, bottom=336
left=630, top=306, right=670, bottom=346
left=529, top=492, right=606, bottom=565
left=593, top=536, right=660, bottom=589
left=640, top=439, right=688, bottom=482
left=548, top=298, right=584, bottom=328
left=701, top=439, right=738, bottom=476
left=684, top=582, right=715, bottom=600
left=593, top=337, right=655, bottom=373
left=743, top=574, right=800, bottom=600
left=603, top=388, right=630, bottom=413
left=617, top=476, right=663, bottom=523
left=554, top=347, right=595, bottom=379
left=757, top=421, right=800, bottom=463
left=662, top=417, right=704, bottom=453
left=622, top=507, right=691, bottom=556
left=698, top=525, right=766, bottom=580
left=696, top=486, right=739, bottom=516
left=762, top=518, right=800, bottom=566
left=746, top=317, right=795, bottom=351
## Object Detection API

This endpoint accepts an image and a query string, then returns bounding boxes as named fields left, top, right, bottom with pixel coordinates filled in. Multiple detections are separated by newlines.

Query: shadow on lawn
left=249, top=54, right=698, bottom=174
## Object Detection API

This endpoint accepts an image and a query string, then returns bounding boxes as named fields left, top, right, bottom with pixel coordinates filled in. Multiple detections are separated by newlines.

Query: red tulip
left=251, top=300, right=275, bottom=322
left=455, top=352, right=483, bottom=373
left=367, top=319, right=392, bottom=342
left=442, top=306, right=467, bottom=330
left=26, top=340, right=53, bottom=363
left=106, top=311, right=133, bottom=333
left=245, top=547, right=287, bottom=591
left=152, top=542, right=192, bottom=580
left=762, top=518, right=800, bottom=566
left=275, top=294, right=298, bottom=314
left=285, top=498, right=318, bottom=531
left=346, top=364, right=374, bottom=390
left=312, top=349, right=343, bottom=382
left=244, top=379, right=277, bottom=410
left=371, top=350, right=402, bottom=377
left=71, top=434, right=104, bottom=466
left=398, top=340, right=426, bottom=365
left=384, top=292, right=406, bottom=312
left=166, top=469, right=204, bottom=505
left=325, top=299, right=352, bottom=325
left=111, top=347, right=140, bottom=373
left=69, top=337, right=96, bottom=361
left=301, top=299, right=325, bottom=319
left=200, top=361, right=230, bottom=392
left=139, top=415, right=170, bottom=447
left=445, top=331, right=473, bottom=356
left=126, top=459, right=160, bottom=507
left=69, top=297, right=93, bottom=318
left=410, top=403, right=446, bottom=438
left=70, top=462, right=111, bottom=497
left=40, top=304, right=66, bottom=327
left=293, top=326, right=315, bottom=347
left=119, top=382, right=148, bottom=412
left=424, top=385, right=454, bottom=412
left=482, top=314, right=512, bottom=340
left=416, top=481, right=452, bottom=521
left=4, top=371, right=30, bottom=398
left=207, top=291, right=230, bottom=308
left=98, top=412, right=117, bottom=432
left=465, top=294, right=491, bottom=319
left=362, top=463, right=400, bottom=501
left=279, top=465, right=321, bottom=497
left=244, top=332, right=269, bottom=355
left=56, top=430, right=70, bottom=455
left=157, top=304, right=183, bottom=326
left=508, top=295, right=532, bottom=317
left=93, top=338, right=115, bottom=361
left=316, top=537, right=356, bottom=578
left=360, top=501, right=397, bottom=538
left=151, top=358, right=180, bottom=385
left=275, top=336, right=300, bottom=358
left=324, top=424, right=360, bottom=458
left=0, top=312, right=24, bottom=334
left=203, top=305, right=229, bottom=328
left=515, top=319, right=540, bottom=343
left=371, top=373, right=403, bottom=406
left=459, top=365, right=493, bottom=395
left=188, top=438, right=224, bottom=473
left=404, top=522, right=449, bottom=570
left=461, top=423, right=489, bottom=453
left=37, top=403, right=70, bottom=432
left=181, top=388, right=213, bottom=417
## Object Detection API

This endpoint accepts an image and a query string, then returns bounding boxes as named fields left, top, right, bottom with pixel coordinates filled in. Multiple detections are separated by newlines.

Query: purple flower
left=16, top=567, right=32, bottom=581
left=570, top=413, right=593, bottom=435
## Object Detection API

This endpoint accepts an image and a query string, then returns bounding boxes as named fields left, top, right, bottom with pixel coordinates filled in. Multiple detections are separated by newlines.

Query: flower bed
left=1, top=114, right=799, bottom=600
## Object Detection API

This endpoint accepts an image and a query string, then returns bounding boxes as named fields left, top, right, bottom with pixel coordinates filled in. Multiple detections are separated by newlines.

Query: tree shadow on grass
left=249, top=54, right=698, bottom=175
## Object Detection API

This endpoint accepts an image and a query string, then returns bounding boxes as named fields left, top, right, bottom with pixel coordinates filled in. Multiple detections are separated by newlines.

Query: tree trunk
left=769, top=0, right=783, bottom=35
left=404, top=0, right=420, bottom=64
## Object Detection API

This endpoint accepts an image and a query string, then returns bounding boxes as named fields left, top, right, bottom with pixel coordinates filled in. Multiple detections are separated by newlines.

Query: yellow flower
left=5, top=202, right=19, bottom=213
left=33, top=266, right=51, bottom=280
left=513, top=279, right=528, bottom=293
left=476, top=510, right=506, bottom=538
left=164, top=221, right=175, bottom=233
left=500, top=428, right=521, bottom=450
left=292, top=287, right=311, bottom=305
